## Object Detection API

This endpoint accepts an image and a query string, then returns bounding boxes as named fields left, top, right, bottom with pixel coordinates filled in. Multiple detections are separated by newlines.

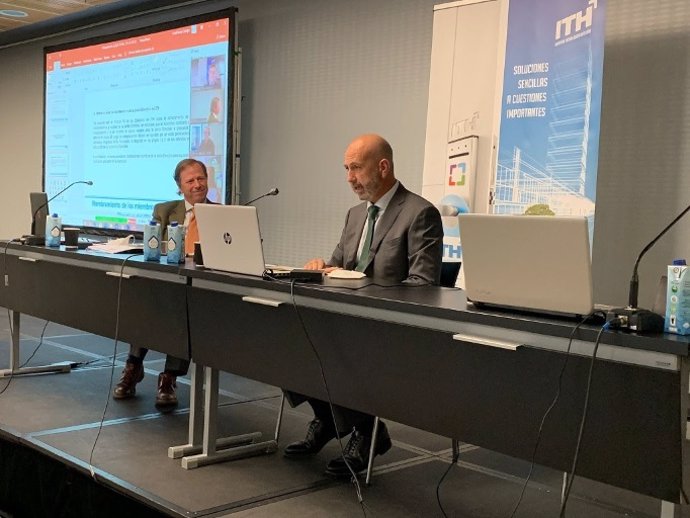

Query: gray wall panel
left=237, top=0, right=437, bottom=266
left=594, top=0, right=690, bottom=306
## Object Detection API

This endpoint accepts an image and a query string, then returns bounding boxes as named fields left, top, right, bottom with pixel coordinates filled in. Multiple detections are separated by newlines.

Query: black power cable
left=559, top=321, right=615, bottom=517
left=0, top=320, right=51, bottom=397
left=1, top=240, right=52, bottom=396
left=286, top=278, right=369, bottom=518
left=1, top=240, right=13, bottom=396
left=507, top=312, right=603, bottom=517
left=436, top=444, right=461, bottom=517
left=88, top=254, right=140, bottom=481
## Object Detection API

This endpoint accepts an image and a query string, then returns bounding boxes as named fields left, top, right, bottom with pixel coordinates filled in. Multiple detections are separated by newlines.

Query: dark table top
left=3, top=241, right=689, bottom=357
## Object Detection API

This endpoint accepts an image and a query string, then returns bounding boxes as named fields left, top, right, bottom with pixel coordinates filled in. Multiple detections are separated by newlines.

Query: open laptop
left=458, top=214, right=594, bottom=316
left=195, top=204, right=270, bottom=276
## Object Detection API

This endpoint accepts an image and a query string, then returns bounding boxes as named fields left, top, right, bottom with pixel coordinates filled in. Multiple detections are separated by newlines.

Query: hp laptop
left=195, top=204, right=269, bottom=276
left=458, top=214, right=594, bottom=316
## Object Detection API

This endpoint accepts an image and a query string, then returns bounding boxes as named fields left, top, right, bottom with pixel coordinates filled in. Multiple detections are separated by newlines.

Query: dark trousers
left=128, top=346, right=189, bottom=376
left=285, top=391, right=375, bottom=436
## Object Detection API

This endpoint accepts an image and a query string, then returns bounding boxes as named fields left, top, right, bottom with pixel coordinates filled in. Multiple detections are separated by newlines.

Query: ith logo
left=448, top=163, right=467, bottom=186
left=223, top=232, right=232, bottom=244
left=555, top=0, right=598, bottom=42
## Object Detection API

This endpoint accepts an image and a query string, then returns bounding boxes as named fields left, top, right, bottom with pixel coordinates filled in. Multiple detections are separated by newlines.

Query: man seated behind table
left=112, top=158, right=215, bottom=410
left=284, top=134, right=443, bottom=477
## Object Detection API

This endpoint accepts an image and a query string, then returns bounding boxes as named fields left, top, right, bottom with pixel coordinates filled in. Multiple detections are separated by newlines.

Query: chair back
left=440, top=262, right=461, bottom=288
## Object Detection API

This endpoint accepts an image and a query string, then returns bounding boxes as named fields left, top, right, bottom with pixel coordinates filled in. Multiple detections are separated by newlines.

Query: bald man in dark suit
left=284, top=134, right=443, bottom=477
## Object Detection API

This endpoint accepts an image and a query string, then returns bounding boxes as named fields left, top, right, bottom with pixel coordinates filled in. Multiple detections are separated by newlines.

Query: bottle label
left=50, top=226, right=60, bottom=238
left=168, top=238, right=177, bottom=252
left=147, top=236, right=159, bottom=249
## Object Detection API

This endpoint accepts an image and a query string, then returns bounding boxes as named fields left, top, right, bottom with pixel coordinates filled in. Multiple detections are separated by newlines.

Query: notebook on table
left=458, top=214, right=594, bottom=316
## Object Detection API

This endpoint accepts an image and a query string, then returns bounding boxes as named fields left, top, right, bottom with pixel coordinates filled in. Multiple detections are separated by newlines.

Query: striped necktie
left=185, top=208, right=198, bottom=255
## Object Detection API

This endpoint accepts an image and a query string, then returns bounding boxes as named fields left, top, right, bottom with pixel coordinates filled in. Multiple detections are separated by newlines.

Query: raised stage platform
left=0, top=313, right=672, bottom=518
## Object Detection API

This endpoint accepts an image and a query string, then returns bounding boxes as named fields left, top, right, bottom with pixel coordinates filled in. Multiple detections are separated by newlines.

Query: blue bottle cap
left=150, top=220, right=158, bottom=226
left=673, top=259, right=687, bottom=266
left=170, top=221, right=179, bottom=227
left=51, top=213, right=58, bottom=217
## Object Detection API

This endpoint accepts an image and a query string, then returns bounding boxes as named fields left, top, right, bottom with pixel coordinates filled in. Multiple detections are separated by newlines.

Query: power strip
left=290, top=269, right=324, bottom=282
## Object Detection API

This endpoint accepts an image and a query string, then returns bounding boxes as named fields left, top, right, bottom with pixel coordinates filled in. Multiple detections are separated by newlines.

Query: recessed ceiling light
left=0, top=10, right=29, bottom=18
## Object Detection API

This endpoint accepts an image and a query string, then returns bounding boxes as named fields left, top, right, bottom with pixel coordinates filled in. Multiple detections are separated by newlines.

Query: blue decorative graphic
left=496, top=0, right=606, bottom=221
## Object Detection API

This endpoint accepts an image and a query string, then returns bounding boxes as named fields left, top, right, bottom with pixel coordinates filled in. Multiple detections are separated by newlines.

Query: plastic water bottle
left=665, top=258, right=690, bottom=335
left=143, top=220, right=161, bottom=261
left=45, top=213, right=61, bottom=247
left=166, top=222, right=185, bottom=264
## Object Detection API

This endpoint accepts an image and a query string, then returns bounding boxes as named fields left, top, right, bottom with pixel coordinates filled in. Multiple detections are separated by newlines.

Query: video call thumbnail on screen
left=44, top=15, right=233, bottom=232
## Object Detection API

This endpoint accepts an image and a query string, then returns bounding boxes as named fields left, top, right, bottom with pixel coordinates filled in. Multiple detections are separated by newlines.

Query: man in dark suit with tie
left=284, top=134, right=443, bottom=476
left=112, top=158, right=213, bottom=410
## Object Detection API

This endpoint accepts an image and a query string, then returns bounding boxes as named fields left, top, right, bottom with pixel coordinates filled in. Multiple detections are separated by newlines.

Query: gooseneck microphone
left=243, top=187, right=279, bottom=206
left=607, top=202, right=690, bottom=332
left=628, top=204, right=690, bottom=308
left=26, top=180, right=94, bottom=245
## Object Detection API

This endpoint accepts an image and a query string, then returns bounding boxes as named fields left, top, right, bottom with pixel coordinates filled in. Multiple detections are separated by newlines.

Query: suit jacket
left=329, top=183, right=443, bottom=285
left=153, top=199, right=217, bottom=239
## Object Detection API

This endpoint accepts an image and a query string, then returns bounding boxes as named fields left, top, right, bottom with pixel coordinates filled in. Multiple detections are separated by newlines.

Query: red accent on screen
left=46, top=19, right=230, bottom=72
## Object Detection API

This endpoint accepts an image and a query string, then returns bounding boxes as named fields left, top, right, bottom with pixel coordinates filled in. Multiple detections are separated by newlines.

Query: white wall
left=0, top=0, right=689, bottom=308
left=0, top=42, right=44, bottom=237
left=592, top=0, right=690, bottom=306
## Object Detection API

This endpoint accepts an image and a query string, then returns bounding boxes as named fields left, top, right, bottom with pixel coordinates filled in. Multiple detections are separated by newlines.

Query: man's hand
left=303, top=258, right=327, bottom=270
left=303, top=258, right=340, bottom=274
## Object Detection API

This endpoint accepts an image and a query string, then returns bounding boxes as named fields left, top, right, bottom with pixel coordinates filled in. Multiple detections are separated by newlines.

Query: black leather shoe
left=155, top=372, right=178, bottom=410
left=112, top=361, right=144, bottom=399
left=284, top=418, right=337, bottom=457
left=325, top=421, right=392, bottom=477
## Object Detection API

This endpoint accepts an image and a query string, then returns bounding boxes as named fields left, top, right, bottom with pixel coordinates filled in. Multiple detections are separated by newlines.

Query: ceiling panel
left=0, top=0, right=118, bottom=32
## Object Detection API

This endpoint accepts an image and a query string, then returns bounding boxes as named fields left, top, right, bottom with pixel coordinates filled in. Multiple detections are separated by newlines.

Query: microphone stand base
left=606, top=307, right=665, bottom=333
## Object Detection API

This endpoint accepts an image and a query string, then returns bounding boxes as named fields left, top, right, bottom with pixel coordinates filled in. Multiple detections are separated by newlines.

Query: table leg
left=168, top=362, right=207, bottom=458
left=179, top=366, right=278, bottom=469
left=660, top=500, right=679, bottom=518
left=0, top=310, right=71, bottom=378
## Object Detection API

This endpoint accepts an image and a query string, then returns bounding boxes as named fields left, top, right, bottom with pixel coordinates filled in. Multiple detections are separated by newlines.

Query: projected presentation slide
left=44, top=16, right=232, bottom=232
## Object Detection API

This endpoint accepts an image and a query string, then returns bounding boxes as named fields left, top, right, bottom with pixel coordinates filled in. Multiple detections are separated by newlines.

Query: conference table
left=1, top=242, right=688, bottom=514
left=0, top=242, right=189, bottom=375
